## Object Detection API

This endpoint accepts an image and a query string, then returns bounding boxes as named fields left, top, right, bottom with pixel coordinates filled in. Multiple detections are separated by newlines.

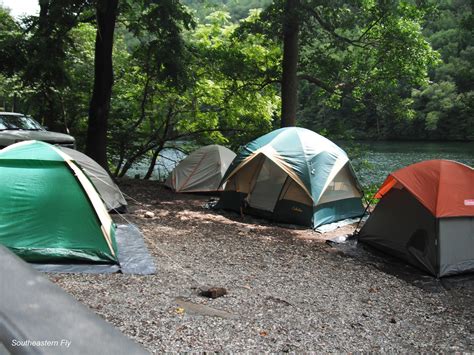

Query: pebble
left=144, top=211, right=155, bottom=218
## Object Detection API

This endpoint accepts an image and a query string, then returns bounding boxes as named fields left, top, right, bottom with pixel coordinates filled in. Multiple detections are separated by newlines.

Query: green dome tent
left=217, top=127, right=365, bottom=228
left=0, top=141, right=118, bottom=263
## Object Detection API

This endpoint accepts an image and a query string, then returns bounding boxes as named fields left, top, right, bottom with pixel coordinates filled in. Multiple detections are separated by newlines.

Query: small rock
left=144, top=211, right=155, bottom=218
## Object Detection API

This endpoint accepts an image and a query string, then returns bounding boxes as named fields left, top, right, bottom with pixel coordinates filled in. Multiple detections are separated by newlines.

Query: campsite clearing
left=50, top=180, right=473, bottom=353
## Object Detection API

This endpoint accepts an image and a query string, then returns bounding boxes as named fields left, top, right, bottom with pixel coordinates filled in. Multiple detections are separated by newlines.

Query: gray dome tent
left=165, top=145, right=236, bottom=193
left=59, top=147, right=127, bottom=213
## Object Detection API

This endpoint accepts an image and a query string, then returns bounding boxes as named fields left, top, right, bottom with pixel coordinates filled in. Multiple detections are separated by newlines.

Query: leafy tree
left=62, top=23, right=96, bottom=146
left=0, top=7, right=26, bottom=112
left=244, top=0, right=440, bottom=127
left=22, top=0, right=93, bottom=131
left=0, top=0, right=470, bottom=177
left=108, top=10, right=280, bottom=178
left=86, top=0, right=194, bottom=168
left=0, top=7, right=26, bottom=78
left=182, top=0, right=272, bottom=21
left=411, top=0, right=474, bottom=140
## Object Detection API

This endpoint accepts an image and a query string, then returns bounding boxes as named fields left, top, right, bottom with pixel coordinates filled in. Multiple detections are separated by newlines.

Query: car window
left=24, top=116, right=44, bottom=130
left=0, top=115, right=44, bottom=130
left=0, top=116, right=11, bottom=129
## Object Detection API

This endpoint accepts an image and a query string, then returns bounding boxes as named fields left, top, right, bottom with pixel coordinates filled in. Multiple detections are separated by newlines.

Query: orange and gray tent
left=358, top=160, right=474, bottom=277
left=216, top=127, right=365, bottom=228
left=165, top=145, right=236, bottom=193
left=0, top=140, right=118, bottom=263
left=59, top=147, right=127, bottom=213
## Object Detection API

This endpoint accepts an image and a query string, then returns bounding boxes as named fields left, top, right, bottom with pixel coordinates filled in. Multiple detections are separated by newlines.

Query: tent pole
left=352, top=202, right=371, bottom=237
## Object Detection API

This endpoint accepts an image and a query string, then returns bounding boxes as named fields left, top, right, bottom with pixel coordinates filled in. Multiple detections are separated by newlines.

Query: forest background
left=0, top=0, right=472, bottom=178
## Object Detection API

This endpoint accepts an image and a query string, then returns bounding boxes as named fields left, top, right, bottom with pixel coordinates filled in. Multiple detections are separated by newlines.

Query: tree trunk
left=37, top=0, right=62, bottom=132
left=86, top=0, right=119, bottom=169
left=113, top=153, right=124, bottom=177
left=144, top=147, right=162, bottom=180
left=117, top=159, right=136, bottom=178
left=280, top=0, right=299, bottom=127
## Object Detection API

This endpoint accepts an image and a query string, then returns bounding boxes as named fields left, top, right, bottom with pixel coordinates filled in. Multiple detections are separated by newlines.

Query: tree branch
left=303, top=6, right=364, bottom=48
left=298, top=74, right=337, bottom=93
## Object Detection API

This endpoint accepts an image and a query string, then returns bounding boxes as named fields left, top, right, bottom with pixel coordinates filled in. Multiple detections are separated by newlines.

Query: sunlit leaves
left=107, top=10, right=280, bottom=175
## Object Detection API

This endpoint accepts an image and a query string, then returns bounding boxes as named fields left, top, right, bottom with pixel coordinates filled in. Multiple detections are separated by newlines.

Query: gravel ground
left=50, top=180, right=473, bottom=353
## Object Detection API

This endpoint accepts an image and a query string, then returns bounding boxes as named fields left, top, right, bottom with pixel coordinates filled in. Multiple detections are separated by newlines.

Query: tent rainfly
left=0, top=141, right=118, bottom=263
left=358, top=160, right=474, bottom=277
left=59, top=147, right=127, bottom=213
left=165, top=144, right=236, bottom=193
left=216, top=127, right=365, bottom=228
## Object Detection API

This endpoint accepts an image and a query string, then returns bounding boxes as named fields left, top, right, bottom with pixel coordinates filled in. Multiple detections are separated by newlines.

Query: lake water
left=128, top=141, right=474, bottom=188
left=126, top=148, right=186, bottom=181
left=343, top=141, right=474, bottom=187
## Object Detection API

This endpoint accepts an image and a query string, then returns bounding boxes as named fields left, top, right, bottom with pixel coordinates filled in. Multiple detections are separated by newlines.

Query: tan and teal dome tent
left=217, top=127, right=365, bottom=228
left=0, top=141, right=118, bottom=263
left=165, top=144, right=236, bottom=193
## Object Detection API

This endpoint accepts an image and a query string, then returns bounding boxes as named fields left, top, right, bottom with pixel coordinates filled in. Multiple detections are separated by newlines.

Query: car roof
left=0, top=112, right=24, bottom=116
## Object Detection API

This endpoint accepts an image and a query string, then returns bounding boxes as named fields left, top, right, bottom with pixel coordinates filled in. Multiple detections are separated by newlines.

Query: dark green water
left=128, top=141, right=474, bottom=186
left=341, top=141, right=474, bottom=187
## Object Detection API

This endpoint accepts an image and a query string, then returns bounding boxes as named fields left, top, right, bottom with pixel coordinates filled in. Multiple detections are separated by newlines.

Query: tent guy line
left=79, top=166, right=143, bottom=208
left=111, top=199, right=206, bottom=288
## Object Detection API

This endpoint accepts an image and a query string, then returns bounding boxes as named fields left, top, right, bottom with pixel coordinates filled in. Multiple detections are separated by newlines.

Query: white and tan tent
left=165, top=145, right=236, bottom=193
left=59, top=147, right=127, bottom=213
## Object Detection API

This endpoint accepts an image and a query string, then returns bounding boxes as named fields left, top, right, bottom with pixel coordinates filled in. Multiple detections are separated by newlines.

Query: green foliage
left=0, top=7, right=26, bottom=76
left=362, top=183, right=380, bottom=206
left=411, top=0, right=474, bottom=140
left=297, top=0, right=473, bottom=141
left=182, top=0, right=272, bottom=21
left=15, top=1, right=96, bottom=131
left=239, top=0, right=446, bottom=139
left=124, top=0, right=195, bottom=86
left=62, top=22, right=97, bottom=146
left=107, top=10, right=280, bottom=176
left=0, top=0, right=470, bottom=180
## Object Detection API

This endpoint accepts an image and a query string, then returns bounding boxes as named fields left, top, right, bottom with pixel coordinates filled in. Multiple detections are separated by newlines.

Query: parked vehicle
left=0, top=112, right=75, bottom=148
